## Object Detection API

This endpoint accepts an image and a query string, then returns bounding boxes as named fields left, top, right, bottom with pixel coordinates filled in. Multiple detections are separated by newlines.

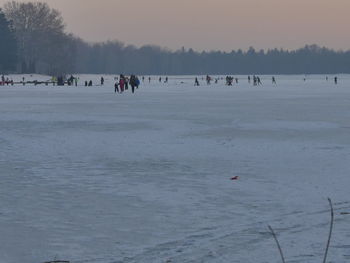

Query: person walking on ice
left=195, top=77, right=200, bottom=86
left=206, top=75, right=211, bottom=85
left=114, top=82, right=119, bottom=93
left=130, top=75, right=137, bottom=94
left=257, top=77, right=262, bottom=85
left=272, top=76, right=276, bottom=84
left=119, top=75, right=125, bottom=93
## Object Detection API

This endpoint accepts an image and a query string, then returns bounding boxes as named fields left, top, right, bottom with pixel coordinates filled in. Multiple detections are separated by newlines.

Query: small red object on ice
left=230, top=176, right=239, bottom=180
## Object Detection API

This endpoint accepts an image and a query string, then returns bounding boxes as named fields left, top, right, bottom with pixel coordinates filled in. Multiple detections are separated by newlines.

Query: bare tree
left=0, top=8, right=17, bottom=72
left=3, top=1, right=67, bottom=74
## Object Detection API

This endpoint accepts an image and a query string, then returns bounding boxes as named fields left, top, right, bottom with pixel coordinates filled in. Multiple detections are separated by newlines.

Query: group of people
left=225, top=76, right=239, bottom=86
left=0, top=75, right=14, bottom=85
left=248, top=75, right=263, bottom=86
left=53, top=75, right=142, bottom=91
left=55, top=75, right=106, bottom=87
left=0, top=74, right=341, bottom=88
left=193, top=75, right=343, bottom=86
left=196, top=75, right=264, bottom=86
left=324, top=76, right=338, bottom=84
left=114, top=74, right=140, bottom=94
left=137, top=76, right=169, bottom=83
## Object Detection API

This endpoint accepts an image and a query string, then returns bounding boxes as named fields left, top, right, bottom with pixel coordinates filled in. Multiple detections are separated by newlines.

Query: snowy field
left=0, top=74, right=350, bottom=263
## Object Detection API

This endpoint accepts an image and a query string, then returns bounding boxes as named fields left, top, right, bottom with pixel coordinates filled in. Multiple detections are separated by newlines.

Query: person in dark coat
left=136, top=77, right=140, bottom=88
left=114, top=82, right=119, bottom=93
left=195, top=77, right=200, bottom=86
left=124, top=77, right=129, bottom=90
left=130, top=75, right=138, bottom=93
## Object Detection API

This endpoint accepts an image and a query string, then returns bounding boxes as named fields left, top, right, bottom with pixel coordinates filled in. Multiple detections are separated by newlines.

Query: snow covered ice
left=0, top=75, right=350, bottom=263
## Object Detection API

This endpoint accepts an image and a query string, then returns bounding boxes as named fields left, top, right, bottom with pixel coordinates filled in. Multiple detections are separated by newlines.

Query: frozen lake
left=0, top=75, right=350, bottom=263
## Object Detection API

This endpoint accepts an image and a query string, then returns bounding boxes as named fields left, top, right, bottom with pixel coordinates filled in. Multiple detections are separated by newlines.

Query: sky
left=1, top=0, right=349, bottom=51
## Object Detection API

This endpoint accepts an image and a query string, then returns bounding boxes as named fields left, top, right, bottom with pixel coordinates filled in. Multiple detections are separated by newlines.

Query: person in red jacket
left=119, top=75, right=125, bottom=93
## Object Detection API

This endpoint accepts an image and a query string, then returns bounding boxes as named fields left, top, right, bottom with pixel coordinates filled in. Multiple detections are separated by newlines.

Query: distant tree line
left=1, top=1, right=350, bottom=75
left=0, top=7, right=17, bottom=72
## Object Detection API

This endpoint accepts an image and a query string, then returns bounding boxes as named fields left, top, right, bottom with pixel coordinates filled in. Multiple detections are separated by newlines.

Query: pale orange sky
left=1, top=0, right=349, bottom=51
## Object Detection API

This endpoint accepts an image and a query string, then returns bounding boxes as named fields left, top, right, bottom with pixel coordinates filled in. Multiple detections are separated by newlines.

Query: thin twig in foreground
left=268, top=225, right=286, bottom=263
left=322, top=198, right=334, bottom=263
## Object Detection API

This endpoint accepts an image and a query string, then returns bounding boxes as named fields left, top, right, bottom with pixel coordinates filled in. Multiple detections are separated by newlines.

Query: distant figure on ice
left=195, top=77, right=200, bottom=86
left=272, top=76, right=276, bottom=84
left=326, top=76, right=328, bottom=81
left=334, top=77, right=338, bottom=85
left=101, top=77, right=104, bottom=86
left=206, top=75, right=211, bottom=85
left=124, top=76, right=129, bottom=90
left=248, top=75, right=251, bottom=84
left=257, top=77, right=262, bottom=85
left=130, top=75, right=137, bottom=93
left=148, top=77, right=151, bottom=83
left=88, top=80, right=93, bottom=86
left=226, top=76, right=233, bottom=86
left=119, top=75, right=125, bottom=92
left=235, top=78, right=238, bottom=84
left=159, top=77, right=162, bottom=83
left=68, top=75, right=74, bottom=86
left=85, top=80, right=88, bottom=87
left=136, top=76, right=140, bottom=89
left=164, top=77, right=168, bottom=83
left=142, top=76, right=145, bottom=82
left=57, top=76, right=64, bottom=86
left=114, top=82, right=119, bottom=93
